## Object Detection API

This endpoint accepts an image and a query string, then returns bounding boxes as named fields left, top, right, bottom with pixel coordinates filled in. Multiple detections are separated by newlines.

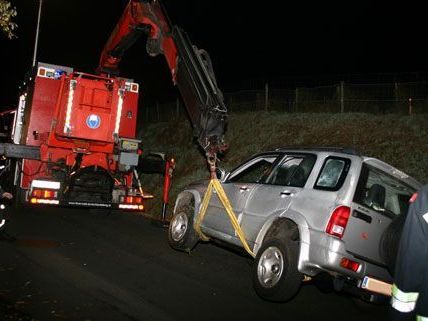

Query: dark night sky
left=1, top=0, right=428, bottom=108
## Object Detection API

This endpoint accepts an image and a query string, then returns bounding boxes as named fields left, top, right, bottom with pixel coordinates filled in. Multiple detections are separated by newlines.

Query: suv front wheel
left=253, top=237, right=302, bottom=302
left=168, top=203, right=199, bottom=252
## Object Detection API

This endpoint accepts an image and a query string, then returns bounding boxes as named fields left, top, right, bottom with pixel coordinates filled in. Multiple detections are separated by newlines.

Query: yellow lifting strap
left=193, top=179, right=256, bottom=258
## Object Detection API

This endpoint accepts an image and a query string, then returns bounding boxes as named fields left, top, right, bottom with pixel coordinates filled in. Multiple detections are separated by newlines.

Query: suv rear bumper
left=298, top=228, right=390, bottom=282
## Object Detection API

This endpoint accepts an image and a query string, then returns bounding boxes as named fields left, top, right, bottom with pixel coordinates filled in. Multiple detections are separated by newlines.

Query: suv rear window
left=315, top=157, right=350, bottom=191
left=353, top=164, right=415, bottom=217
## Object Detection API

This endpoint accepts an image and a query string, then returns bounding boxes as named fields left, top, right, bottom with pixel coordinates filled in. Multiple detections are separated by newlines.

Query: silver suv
left=168, top=148, right=421, bottom=302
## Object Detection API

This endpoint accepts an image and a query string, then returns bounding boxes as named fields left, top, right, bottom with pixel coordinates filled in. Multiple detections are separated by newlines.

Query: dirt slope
left=139, top=112, right=428, bottom=217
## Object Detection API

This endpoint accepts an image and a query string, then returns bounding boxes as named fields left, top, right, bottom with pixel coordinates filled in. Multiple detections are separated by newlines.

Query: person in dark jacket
left=0, top=185, right=13, bottom=200
left=390, top=184, right=428, bottom=321
left=0, top=184, right=13, bottom=233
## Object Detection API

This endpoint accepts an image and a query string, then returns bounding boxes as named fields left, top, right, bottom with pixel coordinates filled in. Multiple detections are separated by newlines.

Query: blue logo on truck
left=86, top=114, right=101, bottom=129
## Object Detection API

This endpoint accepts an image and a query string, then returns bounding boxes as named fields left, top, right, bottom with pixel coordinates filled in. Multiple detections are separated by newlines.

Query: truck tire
left=13, top=187, right=28, bottom=209
left=252, top=237, right=302, bottom=302
left=168, top=203, right=199, bottom=252
left=379, top=212, right=407, bottom=275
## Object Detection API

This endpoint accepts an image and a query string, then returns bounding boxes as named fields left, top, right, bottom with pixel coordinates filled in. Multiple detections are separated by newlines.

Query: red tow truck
left=0, top=0, right=227, bottom=213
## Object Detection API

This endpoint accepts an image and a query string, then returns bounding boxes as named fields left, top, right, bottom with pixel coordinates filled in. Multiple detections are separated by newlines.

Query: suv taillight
left=326, top=206, right=350, bottom=239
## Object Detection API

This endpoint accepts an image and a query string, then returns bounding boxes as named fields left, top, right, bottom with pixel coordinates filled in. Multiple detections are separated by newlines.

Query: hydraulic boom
left=98, top=0, right=228, bottom=173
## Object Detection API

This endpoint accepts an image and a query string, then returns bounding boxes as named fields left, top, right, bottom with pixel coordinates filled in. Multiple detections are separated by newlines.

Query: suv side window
left=228, top=154, right=280, bottom=184
left=353, top=164, right=415, bottom=217
left=315, top=157, right=350, bottom=191
left=268, top=154, right=316, bottom=187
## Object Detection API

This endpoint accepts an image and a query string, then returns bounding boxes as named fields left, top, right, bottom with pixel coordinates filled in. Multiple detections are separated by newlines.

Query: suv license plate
left=361, top=276, right=392, bottom=296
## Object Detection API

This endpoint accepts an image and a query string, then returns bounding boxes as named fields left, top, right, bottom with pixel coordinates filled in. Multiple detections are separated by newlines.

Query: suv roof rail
left=275, top=146, right=360, bottom=156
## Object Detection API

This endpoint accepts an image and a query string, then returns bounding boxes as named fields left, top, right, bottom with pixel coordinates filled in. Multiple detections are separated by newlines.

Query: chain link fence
left=142, top=80, right=428, bottom=123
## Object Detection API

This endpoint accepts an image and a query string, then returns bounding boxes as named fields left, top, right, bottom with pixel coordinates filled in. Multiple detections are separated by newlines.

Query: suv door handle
left=280, top=191, right=293, bottom=197
left=352, top=210, right=372, bottom=224
left=240, top=186, right=249, bottom=192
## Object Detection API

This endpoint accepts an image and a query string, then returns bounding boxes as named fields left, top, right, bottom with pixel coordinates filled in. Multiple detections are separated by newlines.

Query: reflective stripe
left=114, top=89, right=124, bottom=135
left=64, top=80, right=76, bottom=134
left=423, top=212, right=428, bottom=224
left=392, top=284, right=419, bottom=302
left=392, top=297, right=417, bottom=313
left=417, top=316, right=428, bottom=321
left=391, top=284, right=419, bottom=313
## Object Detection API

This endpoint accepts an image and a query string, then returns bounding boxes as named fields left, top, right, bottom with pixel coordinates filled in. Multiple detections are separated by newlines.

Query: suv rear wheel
left=168, top=203, right=199, bottom=252
left=252, top=237, right=302, bottom=302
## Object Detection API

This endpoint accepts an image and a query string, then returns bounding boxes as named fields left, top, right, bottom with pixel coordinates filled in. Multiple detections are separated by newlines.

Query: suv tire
left=379, top=212, right=407, bottom=275
left=168, top=203, right=199, bottom=252
left=252, top=237, right=302, bottom=302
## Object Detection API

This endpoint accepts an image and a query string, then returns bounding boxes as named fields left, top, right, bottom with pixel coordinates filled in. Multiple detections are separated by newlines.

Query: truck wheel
left=14, top=187, right=28, bottom=209
left=168, top=204, right=199, bottom=252
left=252, top=238, right=302, bottom=302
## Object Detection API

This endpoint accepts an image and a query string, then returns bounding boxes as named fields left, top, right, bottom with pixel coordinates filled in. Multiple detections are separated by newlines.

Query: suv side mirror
left=216, top=168, right=229, bottom=182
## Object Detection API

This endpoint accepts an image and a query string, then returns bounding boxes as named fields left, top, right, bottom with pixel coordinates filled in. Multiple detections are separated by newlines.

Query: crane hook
left=207, top=153, right=217, bottom=180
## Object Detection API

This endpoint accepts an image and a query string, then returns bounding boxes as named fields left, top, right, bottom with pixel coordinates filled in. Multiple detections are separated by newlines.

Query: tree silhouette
left=0, top=0, right=17, bottom=39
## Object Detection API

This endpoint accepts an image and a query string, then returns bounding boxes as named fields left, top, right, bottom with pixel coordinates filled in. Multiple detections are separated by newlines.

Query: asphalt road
left=0, top=206, right=389, bottom=321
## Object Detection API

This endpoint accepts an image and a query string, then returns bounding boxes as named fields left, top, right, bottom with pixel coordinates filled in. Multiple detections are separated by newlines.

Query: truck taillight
left=31, top=189, right=58, bottom=199
left=30, top=189, right=59, bottom=205
left=119, top=195, right=144, bottom=211
left=29, top=180, right=61, bottom=205
left=122, top=196, right=143, bottom=204
left=326, top=206, right=350, bottom=239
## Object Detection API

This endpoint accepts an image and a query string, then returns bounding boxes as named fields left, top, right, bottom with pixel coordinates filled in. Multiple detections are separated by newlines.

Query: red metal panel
left=20, top=75, right=62, bottom=189
left=21, top=160, right=47, bottom=189
left=119, top=90, right=139, bottom=138
left=55, top=75, right=117, bottom=143
left=24, top=76, right=61, bottom=146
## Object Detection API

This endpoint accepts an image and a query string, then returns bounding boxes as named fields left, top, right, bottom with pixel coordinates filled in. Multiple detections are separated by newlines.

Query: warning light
left=54, top=69, right=66, bottom=79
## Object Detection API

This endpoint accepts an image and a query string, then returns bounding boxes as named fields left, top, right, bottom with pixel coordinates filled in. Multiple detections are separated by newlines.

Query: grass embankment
left=140, top=112, right=428, bottom=218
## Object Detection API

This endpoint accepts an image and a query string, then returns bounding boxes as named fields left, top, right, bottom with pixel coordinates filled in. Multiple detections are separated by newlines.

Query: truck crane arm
left=98, top=0, right=228, bottom=168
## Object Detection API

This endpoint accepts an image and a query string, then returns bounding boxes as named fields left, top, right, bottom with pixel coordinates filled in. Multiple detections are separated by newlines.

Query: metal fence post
left=295, top=88, right=299, bottom=112
left=156, top=101, right=160, bottom=122
left=340, top=81, right=345, bottom=113
left=408, top=98, right=413, bottom=115
left=265, top=83, right=269, bottom=111
left=394, top=82, right=399, bottom=112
